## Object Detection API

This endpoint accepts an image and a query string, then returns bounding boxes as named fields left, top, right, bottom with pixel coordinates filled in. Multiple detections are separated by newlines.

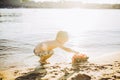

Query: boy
left=34, top=31, right=78, bottom=64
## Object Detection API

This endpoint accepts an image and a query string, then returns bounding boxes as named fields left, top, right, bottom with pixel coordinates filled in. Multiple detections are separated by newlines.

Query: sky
left=33, top=0, right=120, bottom=4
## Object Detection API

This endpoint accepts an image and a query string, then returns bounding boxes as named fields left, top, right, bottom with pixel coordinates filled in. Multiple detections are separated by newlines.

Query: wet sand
left=0, top=53, right=120, bottom=80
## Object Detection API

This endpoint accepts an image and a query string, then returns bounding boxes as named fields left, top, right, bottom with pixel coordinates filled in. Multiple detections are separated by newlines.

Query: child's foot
left=39, top=60, right=50, bottom=65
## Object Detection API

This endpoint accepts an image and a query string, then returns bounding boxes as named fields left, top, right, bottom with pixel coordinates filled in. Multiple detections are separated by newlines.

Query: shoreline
left=0, top=52, right=120, bottom=80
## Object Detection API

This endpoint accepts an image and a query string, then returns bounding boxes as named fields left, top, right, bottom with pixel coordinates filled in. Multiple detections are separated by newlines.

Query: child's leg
left=39, top=56, right=46, bottom=63
left=40, top=53, right=53, bottom=64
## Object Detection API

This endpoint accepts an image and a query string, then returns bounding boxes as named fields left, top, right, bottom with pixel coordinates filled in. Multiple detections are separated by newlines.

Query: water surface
left=0, top=9, right=120, bottom=69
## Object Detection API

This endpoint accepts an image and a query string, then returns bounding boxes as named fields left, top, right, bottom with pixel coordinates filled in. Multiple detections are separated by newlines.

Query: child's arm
left=59, top=45, right=79, bottom=54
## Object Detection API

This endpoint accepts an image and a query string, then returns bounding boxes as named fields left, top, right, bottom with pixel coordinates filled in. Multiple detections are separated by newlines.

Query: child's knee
left=46, top=54, right=53, bottom=59
left=41, top=54, right=52, bottom=61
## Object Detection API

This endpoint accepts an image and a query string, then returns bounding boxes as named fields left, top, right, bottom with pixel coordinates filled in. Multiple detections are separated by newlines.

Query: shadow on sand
left=15, top=64, right=47, bottom=80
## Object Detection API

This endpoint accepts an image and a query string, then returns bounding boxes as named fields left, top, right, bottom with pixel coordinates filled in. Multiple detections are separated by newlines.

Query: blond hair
left=56, top=31, right=68, bottom=43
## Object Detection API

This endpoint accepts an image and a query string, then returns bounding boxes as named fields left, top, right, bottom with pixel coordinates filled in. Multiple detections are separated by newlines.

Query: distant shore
left=0, top=1, right=120, bottom=9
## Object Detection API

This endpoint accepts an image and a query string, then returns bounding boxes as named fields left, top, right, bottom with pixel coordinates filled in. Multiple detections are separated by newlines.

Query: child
left=34, top=31, right=78, bottom=64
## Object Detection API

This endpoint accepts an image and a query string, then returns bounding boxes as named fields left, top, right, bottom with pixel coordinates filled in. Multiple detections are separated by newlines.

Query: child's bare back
left=34, top=40, right=60, bottom=53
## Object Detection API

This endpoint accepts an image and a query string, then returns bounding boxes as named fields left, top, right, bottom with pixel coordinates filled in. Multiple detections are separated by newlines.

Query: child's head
left=56, top=31, right=68, bottom=44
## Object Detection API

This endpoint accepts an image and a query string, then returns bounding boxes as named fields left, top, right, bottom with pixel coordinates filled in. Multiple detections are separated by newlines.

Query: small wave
left=0, top=13, right=21, bottom=17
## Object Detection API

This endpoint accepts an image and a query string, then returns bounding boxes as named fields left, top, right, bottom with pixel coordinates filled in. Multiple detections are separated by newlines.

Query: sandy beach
left=0, top=52, right=120, bottom=80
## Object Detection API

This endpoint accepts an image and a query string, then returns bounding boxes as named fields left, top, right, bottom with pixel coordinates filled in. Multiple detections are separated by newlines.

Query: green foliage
left=22, top=0, right=30, bottom=2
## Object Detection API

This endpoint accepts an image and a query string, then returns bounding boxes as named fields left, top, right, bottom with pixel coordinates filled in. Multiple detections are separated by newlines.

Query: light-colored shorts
left=34, top=50, right=54, bottom=57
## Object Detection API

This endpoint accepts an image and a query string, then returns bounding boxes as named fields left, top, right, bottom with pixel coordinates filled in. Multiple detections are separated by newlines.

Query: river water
left=0, top=9, right=120, bottom=69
